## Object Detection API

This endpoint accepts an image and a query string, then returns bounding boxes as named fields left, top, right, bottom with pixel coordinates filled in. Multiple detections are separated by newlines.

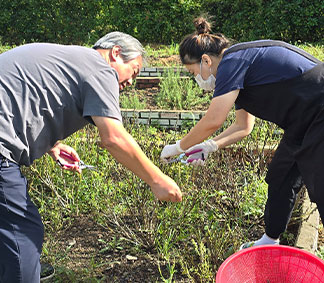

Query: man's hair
left=93, top=31, right=145, bottom=62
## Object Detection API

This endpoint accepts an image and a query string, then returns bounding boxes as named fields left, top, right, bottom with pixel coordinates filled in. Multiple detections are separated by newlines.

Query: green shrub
left=0, top=0, right=322, bottom=45
left=0, top=0, right=110, bottom=45
left=203, top=0, right=324, bottom=43
left=25, top=121, right=276, bottom=281
left=120, top=87, right=147, bottom=109
left=107, top=0, right=201, bottom=44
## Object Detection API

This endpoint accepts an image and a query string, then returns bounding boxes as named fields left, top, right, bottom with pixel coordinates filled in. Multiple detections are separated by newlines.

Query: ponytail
left=179, top=17, right=231, bottom=64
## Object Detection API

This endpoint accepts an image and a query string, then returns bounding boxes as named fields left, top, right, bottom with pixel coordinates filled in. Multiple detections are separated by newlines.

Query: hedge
left=205, top=0, right=324, bottom=43
left=0, top=0, right=323, bottom=45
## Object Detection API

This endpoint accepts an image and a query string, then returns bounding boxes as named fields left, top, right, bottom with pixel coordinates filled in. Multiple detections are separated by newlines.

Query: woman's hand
left=185, top=139, right=218, bottom=166
left=160, top=140, right=184, bottom=163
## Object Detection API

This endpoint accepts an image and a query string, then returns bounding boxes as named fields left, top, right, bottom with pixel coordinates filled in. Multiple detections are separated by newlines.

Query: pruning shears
left=167, top=149, right=204, bottom=164
left=57, top=151, right=97, bottom=171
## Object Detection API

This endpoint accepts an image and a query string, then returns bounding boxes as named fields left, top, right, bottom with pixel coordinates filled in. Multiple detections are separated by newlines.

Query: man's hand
left=47, top=142, right=82, bottom=173
left=160, top=140, right=184, bottom=163
left=150, top=174, right=182, bottom=202
left=185, top=139, right=218, bottom=166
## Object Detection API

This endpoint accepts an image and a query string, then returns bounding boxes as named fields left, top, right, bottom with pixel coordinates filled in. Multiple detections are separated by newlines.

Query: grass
left=144, top=43, right=179, bottom=58
left=296, top=42, right=324, bottom=62
left=155, top=69, right=211, bottom=110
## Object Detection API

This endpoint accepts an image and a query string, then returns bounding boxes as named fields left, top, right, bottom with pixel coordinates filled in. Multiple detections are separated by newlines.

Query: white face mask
left=195, top=61, right=216, bottom=91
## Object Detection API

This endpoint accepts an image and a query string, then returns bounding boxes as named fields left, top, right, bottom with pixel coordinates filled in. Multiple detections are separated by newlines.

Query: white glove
left=160, top=140, right=184, bottom=163
left=185, top=139, right=218, bottom=166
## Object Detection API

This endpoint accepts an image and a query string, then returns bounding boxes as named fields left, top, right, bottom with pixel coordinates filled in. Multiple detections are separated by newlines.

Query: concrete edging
left=295, top=191, right=320, bottom=254
left=136, top=66, right=190, bottom=88
left=121, top=108, right=206, bottom=129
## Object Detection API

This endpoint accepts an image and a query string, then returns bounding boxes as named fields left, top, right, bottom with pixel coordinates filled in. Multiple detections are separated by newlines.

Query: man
left=0, top=31, right=182, bottom=282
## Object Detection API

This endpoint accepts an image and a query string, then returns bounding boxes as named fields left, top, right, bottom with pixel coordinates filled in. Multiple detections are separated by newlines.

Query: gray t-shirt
left=0, top=43, right=122, bottom=166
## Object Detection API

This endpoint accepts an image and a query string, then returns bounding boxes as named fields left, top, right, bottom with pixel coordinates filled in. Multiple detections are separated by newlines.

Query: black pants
left=0, top=156, right=44, bottom=283
left=265, top=140, right=304, bottom=238
left=265, top=109, right=324, bottom=239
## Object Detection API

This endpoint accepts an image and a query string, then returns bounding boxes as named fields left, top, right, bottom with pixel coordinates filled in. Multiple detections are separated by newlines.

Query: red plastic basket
left=216, top=245, right=324, bottom=283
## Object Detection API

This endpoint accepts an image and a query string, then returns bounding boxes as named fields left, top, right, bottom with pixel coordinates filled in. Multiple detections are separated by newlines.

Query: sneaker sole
left=40, top=269, right=55, bottom=282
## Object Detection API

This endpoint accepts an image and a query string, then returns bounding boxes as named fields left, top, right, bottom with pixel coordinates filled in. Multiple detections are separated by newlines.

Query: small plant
left=155, top=69, right=211, bottom=110
left=0, top=45, right=12, bottom=54
left=120, top=88, right=147, bottom=109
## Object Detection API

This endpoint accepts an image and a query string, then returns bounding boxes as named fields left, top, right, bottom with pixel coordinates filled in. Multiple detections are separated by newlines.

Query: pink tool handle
left=59, top=151, right=79, bottom=168
left=185, top=148, right=203, bottom=156
left=59, top=151, right=77, bottom=161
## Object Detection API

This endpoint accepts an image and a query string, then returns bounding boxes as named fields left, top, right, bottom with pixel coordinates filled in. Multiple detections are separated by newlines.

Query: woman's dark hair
left=179, top=17, right=231, bottom=64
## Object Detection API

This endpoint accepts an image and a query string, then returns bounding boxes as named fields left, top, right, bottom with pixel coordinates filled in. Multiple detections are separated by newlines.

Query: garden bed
left=28, top=121, right=307, bottom=282
left=34, top=50, right=323, bottom=281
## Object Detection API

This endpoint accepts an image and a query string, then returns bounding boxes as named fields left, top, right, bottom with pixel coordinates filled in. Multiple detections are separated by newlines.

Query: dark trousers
left=0, top=156, right=44, bottom=283
left=265, top=112, right=324, bottom=239
left=264, top=140, right=304, bottom=239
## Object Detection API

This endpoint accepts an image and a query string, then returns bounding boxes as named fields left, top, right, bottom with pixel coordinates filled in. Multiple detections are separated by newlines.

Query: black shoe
left=40, top=263, right=55, bottom=281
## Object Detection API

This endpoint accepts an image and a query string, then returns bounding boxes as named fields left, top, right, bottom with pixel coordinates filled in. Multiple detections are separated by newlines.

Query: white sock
left=254, top=233, right=279, bottom=246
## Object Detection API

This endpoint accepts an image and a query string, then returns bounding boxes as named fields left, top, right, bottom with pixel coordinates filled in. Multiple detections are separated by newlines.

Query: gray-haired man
left=0, top=31, right=182, bottom=282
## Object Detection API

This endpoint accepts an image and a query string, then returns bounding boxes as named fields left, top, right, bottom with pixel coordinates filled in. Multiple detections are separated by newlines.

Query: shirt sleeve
left=81, top=68, right=122, bottom=122
left=213, top=53, right=251, bottom=98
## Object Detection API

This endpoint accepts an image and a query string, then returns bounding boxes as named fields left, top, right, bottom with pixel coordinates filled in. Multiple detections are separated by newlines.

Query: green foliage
left=0, top=45, right=12, bottom=54
left=316, top=241, right=324, bottom=260
left=298, top=43, right=324, bottom=62
left=145, top=43, right=180, bottom=58
left=0, top=0, right=111, bottom=45
left=203, top=0, right=324, bottom=43
left=24, top=119, right=279, bottom=281
left=107, top=0, right=202, bottom=44
left=119, top=87, right=147, bottom=109
left=155, top=69, right=211, bottom=110
left=1, top=0, right=322, bottom=45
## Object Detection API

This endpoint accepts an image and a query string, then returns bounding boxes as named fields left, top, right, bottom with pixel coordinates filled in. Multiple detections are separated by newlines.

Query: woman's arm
left=213, top=109, right=255, bottom=149
left=175, top=108, right=255, bottom=166
left=180, top=89, right=240, bottom=150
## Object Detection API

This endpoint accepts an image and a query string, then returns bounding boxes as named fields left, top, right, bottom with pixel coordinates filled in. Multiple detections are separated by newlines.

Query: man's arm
left=92, top=116, right=182, bottom=202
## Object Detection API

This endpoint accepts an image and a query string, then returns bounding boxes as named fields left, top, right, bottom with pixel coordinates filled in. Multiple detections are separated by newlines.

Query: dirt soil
left=46, top=216, right=187, bottom=282
left=146, top=54, right=181, bottom=67
left=45, top=203, right=320, bottom=282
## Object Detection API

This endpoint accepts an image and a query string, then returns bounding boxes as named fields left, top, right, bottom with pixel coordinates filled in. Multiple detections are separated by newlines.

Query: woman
left=160, top=17, right=323, bottom=249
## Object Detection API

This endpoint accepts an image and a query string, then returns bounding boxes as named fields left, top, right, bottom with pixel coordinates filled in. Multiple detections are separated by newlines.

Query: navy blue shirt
left=213, top=43, right=317, bottom=109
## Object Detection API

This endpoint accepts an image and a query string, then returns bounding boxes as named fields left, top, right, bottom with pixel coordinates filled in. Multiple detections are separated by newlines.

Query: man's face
left=110, top=55, right=143, bottom=90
